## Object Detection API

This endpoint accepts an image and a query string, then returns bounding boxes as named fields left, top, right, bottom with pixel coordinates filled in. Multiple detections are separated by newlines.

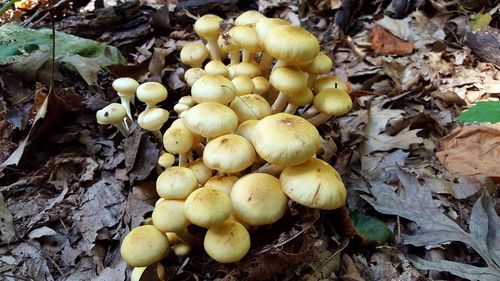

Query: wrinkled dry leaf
left=382, top=57, right=419, bottom=91
left=361, top=109, right=423, bottom=154
left=0, top=192, right=15, bottom=242
left=370, top=25, right=414, bottom=55
left=361, top=168, right=500, bottom=280
left=377, top=11, right=446, bottom=48
left=124, top=129, right=160, bottom=183
left=437, top=124, right=500, bottom=177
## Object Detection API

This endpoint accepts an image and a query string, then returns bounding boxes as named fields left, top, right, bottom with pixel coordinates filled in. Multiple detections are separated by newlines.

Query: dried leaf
left=124, top=129, right=160, bottom=183
left=436, top=124, right=500, bottom=177
left=361, top=168, right=500, bottom=280
left=361, top=109, right=423, bottom=154
left=408, top=256, right=500, bottom=281
left=370, top=25, right=414, bottom=55
left=0, top=192, right=15, bottom=242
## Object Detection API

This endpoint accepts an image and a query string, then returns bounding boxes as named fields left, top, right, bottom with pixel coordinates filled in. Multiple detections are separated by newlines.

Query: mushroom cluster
left=104, top=10, right=354, bottom=279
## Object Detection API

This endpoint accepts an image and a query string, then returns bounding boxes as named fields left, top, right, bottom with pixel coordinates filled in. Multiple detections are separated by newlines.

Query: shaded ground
left=0, top=0, right=499, bottom=280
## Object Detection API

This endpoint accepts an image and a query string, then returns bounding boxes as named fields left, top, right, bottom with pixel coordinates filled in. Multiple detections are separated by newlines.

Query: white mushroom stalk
left=112, top=78, right=139, bottom=120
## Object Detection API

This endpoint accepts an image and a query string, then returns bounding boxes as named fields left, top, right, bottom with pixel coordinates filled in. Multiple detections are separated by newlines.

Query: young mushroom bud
left=302, top=52, right=333, bottom=87
left=184, top=68, right=207, bottom=87
left=235, top=10, right=266, bottom=26
left=231, top=76, right=255, bottom=96
left=172, top=243, right=192, bottom=257
left=136, top=82, right=168, bottom=110
left=158, top=152, right=176, bottom=168
left=194, top=14, right=223, bottom=61
left=112, top=77, right=139, bottom=119
left=252, top=76, right=270, bottom=95
left=180, top=41, right=209, bottom=68
left=120, top=225, right=170, bottom=267
left=96, top=103, right=128, bottom=137
left=313, top=75, right=348, bottom=93
left=204, top=175, right=239, bottom=195
left=204, top=60, right=229, bottom=77
left=186, top=158, right=214, bottom=185
left=163, top=120, right=194, bottom=166
left=204, top=220, right=250, bottom=263
left=255, top=18, right=290, bottom=76
left=229, top=25, right=261, bottom=62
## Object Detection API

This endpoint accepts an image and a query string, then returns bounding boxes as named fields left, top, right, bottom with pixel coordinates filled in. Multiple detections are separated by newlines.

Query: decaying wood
left=465, top=26, right=500, bottom=66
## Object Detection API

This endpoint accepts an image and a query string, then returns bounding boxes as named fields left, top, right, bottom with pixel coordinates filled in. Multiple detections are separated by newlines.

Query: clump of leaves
left=361, top=167, right=500, bottom=281
left=457, top=101, right=500, bottom=124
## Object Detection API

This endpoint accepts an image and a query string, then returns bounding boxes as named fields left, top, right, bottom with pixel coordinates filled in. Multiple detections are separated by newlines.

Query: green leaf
left=457, top=101, right=500, bottom=124
left=471, top=13, right=492, bottom=32
left=349, top=209, right=392, bottom=245
left=0, top=23, right=126, bottom=84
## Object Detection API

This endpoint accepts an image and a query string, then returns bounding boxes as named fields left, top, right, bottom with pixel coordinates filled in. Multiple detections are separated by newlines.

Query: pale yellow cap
left=156, top=167, right=198, bottom=199
left=235, top=119, right=258, bottom=142
left=194, top=14, right=223, bottom=40
left=184, top=187, right=232, bottom=228
left=136, top=82, right=168, bottom=108
left=186, top=158, right=214, bottom=185
left=313, top=75, right=348, bottom=93
left=252, top=76, right=270, bottom=95
left=302, top=52, right=333, bottom=75
left=280, top=158, right=346, bottom=210
left=180, top=41, right=209, bottom=68
left=204, top=175, right=239, bottom=195
left=184, top=68, right=207, bottom=87
left=204, top=60, right=229, bottom=77
left=229, top=94, right=271, bottom=122
left=203, top=134, right=256, bottom=173
left=184, top=102, right=238, bottom=138
left=204, top=221, right=250, bottom=263
left=120, top=225, right=169, bottom=267
left=231, top=76, right=255, bottom=96
left=270, top=66, right=307, bottom=94
left=152, top=199, right=190, bottom=232
left=264, top=25, right=319, bottom=64
left=191, top=74, right=236, bottom=105
left=112, top=77, right=139, bottom=97
left=137, top=108, right=169, bottom=131
left=313, top=88, right=352, bottom=116
left=96, top=103, right=126, bottom=125
left=235, top=10, right=266, bottom=26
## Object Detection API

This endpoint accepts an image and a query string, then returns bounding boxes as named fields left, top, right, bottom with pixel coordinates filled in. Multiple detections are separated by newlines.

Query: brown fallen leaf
left=370, top=25, right=414, bottom=55
left=0, top=192, right=15, bottom=242
left=342, top=254, right=365, bottom=281
left=436, top=124, right=500, bottom=177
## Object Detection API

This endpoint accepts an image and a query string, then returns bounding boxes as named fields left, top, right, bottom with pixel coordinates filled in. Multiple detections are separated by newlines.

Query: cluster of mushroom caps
left=104, top=10, right=353, bottom=280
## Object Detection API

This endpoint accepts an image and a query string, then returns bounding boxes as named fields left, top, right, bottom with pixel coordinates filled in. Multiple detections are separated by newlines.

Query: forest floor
left=0, top=0, right=499, bottom=280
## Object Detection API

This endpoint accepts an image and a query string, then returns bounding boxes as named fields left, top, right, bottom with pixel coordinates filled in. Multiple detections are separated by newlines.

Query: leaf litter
left=0, top=0, right=499, bottom=280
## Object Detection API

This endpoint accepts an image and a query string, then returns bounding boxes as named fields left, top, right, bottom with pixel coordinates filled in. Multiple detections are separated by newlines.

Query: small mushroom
left=112, top=77, right=139, bottom=120
left=137, top=82, right=168, bottom=110
left=229, top=94, right=271, bottom=122
left=184, top=68, right=207, bottom=87
left=203, top=134, right=256, bottom=174
left=229, top=25, right=261, bottom=62
left=306, top=88, right=352, bottom=126
left=152, top=199, right=190, bottom=232
left=302, top=52, right=333, bottom=87
left=204, top=60, right=229, bottom=77
left=255, top=18, right=290, bottom=76
left=180, top=41, right=209, bottom=68
left=269, top=66, right=307, bottom=113
left=252, top=76, right=270, bottom=95
left=191, top=74, right=236, bottom=105
left=96, top=103, right=128, bottom=137
left=131, top=264, right=166, bottom=281
left=137, top=108, right=169, bottom=141
left=204, top=220, right=250, bottom=263
left=186, top=158, right=214, bottom=185
left=204, top=175, right=239, bottom=195
left=184, top=102, right=239, bottom=138
left=231, top=76, right=255, bottom=96
left=120, top=225, right=169, bottom=267
left=184, top=187, right=232, bottom=228
left=156, top=166, right=198, bottom=199
left=194, top=14, right=223, bottom=61
left=158, top=152, right=176, bottom=169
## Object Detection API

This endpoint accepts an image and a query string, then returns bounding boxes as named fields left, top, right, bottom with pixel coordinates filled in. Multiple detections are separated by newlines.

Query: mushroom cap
left=156, top=166, right=198, bottom=199
left=302, top=52, right=333, bottom=75
left=229, top=25, right=261, bottom=52
left=191, top=74, right=236, bottom=105
left=252, top=76, right=270, bottom=95
left=231, top=76, right=255, bottom=96
left=152, top=199, right=190, bottom=232
left=313, top=75, right=348, bottom=93
left=136, top=82, right=168, bottom=106
left=203, top=134, right=256, bottom=173
left=186, top=158, right=214, bottom=185
left=120, top=225, right=169, bottom=267
left=112, top=77, right=139, bottom=97
left=174, top=103, right=190, bottom=115
left=194, top=14, right=223, bottom=40
left=184, top=102, right=238, bottom=138
left=252, top=113, right=320, bottom=166
left=286, top=87, right=313, bottom=106
left=137, top=108, right=169, bottom=131
left=270, top=66, right=307, bottom=94
left=178, top=95, right=196, bottom=107
left=96, top=103, right=126, bottom=125
left=158, top=152, right=176, bottom=168
left=255, top=18, right=290, bottom=47
left=231, top=173, right=287, bottom=226
left=130, top=264, right=166, bottom=281
left=229, top=94, right=271, bottom=122
left=184, top=187, right=232, bottom=228
left=235, top=10, right=266, bottom=26
left=204, top=220, right=250, bottom=263
left=180, top=41, right=209, bottom=67
left=184, top=68, right=207, bottom=87
left=280, top=158, right=346, bottom=210
left=235, top=119, right=258, bottom=142
left=264, top=25, right=319, bottom=64
left=163, top=122, right=194, bottom=154
left=204, top=175, right=239, bottom=195
left=204, top=60, right=229, bottom=77
left=232, top=61, right=262, bottom=78
left=313, top=88, right=352, bottom=116
left=172, top=243, right=191, bottom=256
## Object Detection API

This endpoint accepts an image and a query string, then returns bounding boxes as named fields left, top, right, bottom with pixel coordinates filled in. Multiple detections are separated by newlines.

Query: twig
left=310, top=238, right=350, bottom=278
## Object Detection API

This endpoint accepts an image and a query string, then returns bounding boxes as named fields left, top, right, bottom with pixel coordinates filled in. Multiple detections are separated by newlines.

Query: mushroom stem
left=152, top=130, right=163, bottom=142
left=307, top=112, right=333, bottom=126
left=271, top=92, right=288, bottom=113
left=259, top=52, right=274, bottom=78
left=229, top=51, right=240, bottom=64
left=175, top=229, right=203, bottom=248
left=284, top=103, right=299, bottom=114
left=307, top=74, right=317, bottom=87
left=179, top=153, right=188, bottom=167
left=242, top=50, right=254, bottom=62
left=301, top=106, right=319, bottom=118
left=187, top=150, right=194, bottom=163
left=118, top=94, right=133, bottom=119
left=115, top=122, right=129, bottom=137
left=207, top=39, right=221, bottom=61
left=255, top=163, right=284, bottom=177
